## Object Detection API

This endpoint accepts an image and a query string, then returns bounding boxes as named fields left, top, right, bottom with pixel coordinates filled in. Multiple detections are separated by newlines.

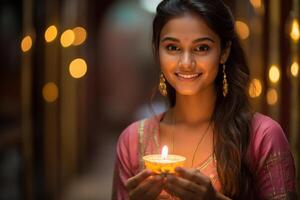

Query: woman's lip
left=175, top=72, right=202, bottom=80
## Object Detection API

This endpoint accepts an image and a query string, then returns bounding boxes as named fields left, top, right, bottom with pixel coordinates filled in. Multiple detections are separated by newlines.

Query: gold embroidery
left=263, top=151, right=293, bottom=199
left=138, top=120, right=145, bottom=171
left=138, top=118, right=160, bottom=172
left=268, top=193, right=289, bottom=200
left=266, top=154, right=277, bottom=197
left=153, top=126, right=159, bottom=149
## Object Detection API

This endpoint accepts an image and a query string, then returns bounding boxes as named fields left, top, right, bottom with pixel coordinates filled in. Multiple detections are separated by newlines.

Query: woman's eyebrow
left=160, top=36, right=215, bottom=43
left=160, top=37, right=180, bottom=43
left=193, top=37, right=215, bottom=43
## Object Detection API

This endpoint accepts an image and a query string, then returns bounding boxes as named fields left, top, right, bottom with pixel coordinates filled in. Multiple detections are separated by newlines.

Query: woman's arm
left=250, top=117, right=297, bottom=199
left=112, top=131, right=132, bottom=200
left=112, top=123, right=140, bottom=200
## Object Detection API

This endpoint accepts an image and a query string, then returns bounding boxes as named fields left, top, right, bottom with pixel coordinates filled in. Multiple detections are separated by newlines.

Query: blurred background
left=0, top=0, right=299, bottom=199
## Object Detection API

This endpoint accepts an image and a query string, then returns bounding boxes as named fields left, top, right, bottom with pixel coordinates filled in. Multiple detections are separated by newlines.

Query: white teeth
left=177, top=73, right=200, bottom=79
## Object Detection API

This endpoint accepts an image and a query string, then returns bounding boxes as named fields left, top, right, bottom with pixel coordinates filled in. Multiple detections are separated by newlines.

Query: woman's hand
left=164, top=167, right=216, bottom=200
left=126, top=169, right=164, bottom=200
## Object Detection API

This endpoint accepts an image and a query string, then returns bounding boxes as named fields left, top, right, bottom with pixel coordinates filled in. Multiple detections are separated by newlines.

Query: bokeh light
left=60, top=29, right=75, bottom=47
left=21, top=35, right=33, bottom=52
left=235, top=21, right=250, bottom=40
left=69, top=58, right=87, bottom=79
left=72, top=27, right=87, bottom=46
left=45, top=25, right=58, bottom=43
left=291, top=62, right=299, bottom=77
left=266, top=88, right=278, bottom=105
left=250, top=0, right=262, bottom=9
left=268, top=65, right=280, bottom=83
left=43, top=82, right=59, bottom=103
left=290, top=19, right=300, bottom=42
left=249, top=78, right=262, bottom=98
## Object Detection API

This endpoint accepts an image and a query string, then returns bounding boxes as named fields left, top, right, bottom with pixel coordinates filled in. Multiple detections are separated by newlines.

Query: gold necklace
left=170, top=109, right=211, bottom=168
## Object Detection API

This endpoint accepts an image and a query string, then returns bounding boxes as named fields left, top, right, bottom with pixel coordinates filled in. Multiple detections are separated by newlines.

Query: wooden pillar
left=266, top=0, right=281, bottom=120
left=43, top=0, right=61, bottom=198
left=21, top=0, right=34, bottom=199
left=262, top=0, right=270, bottom=115
left=289, top=0, right=300, bottom=194
left=59, top=0, right=83, bottom=188
left=279, top=0, right=292, bottom=135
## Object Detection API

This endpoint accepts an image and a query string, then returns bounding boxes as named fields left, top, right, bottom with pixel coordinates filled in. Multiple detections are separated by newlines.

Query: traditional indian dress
left=112, top=112, right=296, bottom=199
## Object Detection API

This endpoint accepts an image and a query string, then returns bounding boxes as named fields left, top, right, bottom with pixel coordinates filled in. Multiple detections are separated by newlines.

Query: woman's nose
left=179, top=51, right=195, bottom=70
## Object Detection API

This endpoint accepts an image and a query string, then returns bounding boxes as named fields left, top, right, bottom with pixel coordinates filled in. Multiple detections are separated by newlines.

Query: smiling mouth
left=175, top=72, right=202, bottom=80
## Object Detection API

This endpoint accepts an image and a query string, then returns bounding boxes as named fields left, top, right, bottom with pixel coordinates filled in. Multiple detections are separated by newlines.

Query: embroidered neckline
left=138, top=113, right=215, bottom=171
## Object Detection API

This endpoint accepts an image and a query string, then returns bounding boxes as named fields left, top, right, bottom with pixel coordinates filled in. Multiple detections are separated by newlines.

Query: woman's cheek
left=160, top=55, right=177, bottom=71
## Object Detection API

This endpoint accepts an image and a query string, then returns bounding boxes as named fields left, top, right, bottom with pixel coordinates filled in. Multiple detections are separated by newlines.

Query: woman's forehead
left=160, top=13, right=219, bottom=43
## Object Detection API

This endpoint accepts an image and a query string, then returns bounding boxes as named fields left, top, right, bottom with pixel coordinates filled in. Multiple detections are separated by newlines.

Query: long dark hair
left=152, top=0, right=254, bottom=199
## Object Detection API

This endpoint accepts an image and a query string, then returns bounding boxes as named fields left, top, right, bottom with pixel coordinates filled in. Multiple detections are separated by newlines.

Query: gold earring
left=222, top=64, right=229, bottom=97
left=159, top=73, right=167, bottom=96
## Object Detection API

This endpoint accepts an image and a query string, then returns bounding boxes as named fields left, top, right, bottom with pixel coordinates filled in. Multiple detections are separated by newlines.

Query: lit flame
left=161, top=145, right=168, bottom=160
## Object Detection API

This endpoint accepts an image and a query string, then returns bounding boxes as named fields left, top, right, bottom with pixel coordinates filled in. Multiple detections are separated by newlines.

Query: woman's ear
left=220, top=41, right=232, bottom=64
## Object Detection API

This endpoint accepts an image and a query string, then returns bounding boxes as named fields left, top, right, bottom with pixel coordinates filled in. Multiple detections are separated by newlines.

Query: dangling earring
left=159, top=73, right=167, bottom=96
left=222, top=64, right=229, bottom=97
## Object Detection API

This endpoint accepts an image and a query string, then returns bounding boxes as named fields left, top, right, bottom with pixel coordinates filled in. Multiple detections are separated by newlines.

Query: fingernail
left=144, top=170, right=150, bottom=175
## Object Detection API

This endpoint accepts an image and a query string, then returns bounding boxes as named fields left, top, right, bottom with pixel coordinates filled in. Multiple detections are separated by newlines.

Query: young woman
left=112, top=0, right=297, bottom=199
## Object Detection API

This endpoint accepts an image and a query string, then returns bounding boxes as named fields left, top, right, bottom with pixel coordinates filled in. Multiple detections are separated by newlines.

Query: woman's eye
left=195, top=45, right=209, bottom=52
left=166, top=45, right=180, bottom=51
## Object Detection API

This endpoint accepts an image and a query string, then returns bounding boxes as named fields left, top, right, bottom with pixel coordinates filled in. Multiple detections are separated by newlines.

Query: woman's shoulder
left=248, top=112, right=291, bottom=166
left=118, top=113, right=163, bottom=144
left=251, top=112, right=282, bottom=131
left=250, top=112, right=286, bottom=142
left=248, top=115, right=296, bottom=198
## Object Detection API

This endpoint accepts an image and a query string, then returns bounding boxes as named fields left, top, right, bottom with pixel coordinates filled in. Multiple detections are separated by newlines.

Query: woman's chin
left=176, top=89, right=199, bottom=96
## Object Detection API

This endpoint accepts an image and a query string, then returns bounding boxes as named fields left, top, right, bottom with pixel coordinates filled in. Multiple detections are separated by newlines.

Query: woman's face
left=159, top=13, right=229, bottom=96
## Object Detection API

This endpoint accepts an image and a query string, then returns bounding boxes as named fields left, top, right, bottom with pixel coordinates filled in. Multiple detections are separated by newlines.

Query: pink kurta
left=112, top=113, right=296, bottom=199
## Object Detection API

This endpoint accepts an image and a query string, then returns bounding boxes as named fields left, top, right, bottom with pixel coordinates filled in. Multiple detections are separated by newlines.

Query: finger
left=130, top=175, right=163, bottom=199
left=166, top=174, right=205, bottom=194
left=165, top=181, right=194, bottom=200
left=126, top=169, right=152, bottom=190
left=175, top=167, right=211, bottom=186
left=144, top=176, right=165, bottom=199
left=157, top=193, right=172, bottom=200
left=175, top=168, right=216, bottom=198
